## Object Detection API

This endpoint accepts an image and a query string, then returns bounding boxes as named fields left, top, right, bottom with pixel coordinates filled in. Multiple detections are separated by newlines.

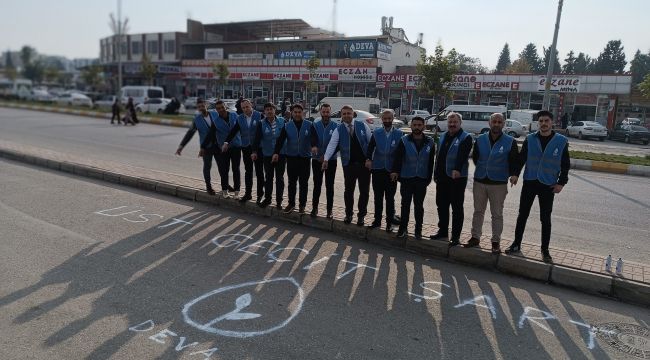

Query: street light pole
left=117, top=0, right=122, bottom=98
left=542, top=0, right=563, bottom=111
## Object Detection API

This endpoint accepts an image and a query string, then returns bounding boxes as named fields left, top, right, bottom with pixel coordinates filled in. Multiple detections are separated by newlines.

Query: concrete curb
left=2, top=147, right=648, bottom=308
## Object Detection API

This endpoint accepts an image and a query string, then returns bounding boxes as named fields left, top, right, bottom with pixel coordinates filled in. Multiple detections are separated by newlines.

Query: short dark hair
left=320, top=103, right=331, bottom=109
left=341, top=105, right=353, bottom=111
left=291, top=103, right=304, bottom=111
left=240, top=98, right=252, bottom=105
left=196, top=98, right=204, bottom=104
left=537, top=110, right=553, bottom=120
left=411, top=116, right=425, bottom=124
left=263, top=102, right=276, bottom=110
left=215, top=100, right=225, bottom=106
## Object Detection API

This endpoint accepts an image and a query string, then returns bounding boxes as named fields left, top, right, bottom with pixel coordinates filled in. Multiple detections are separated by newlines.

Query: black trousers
left=312, top=159, right=337, bottom=213
left=201, top=148, right=219, bottom=189
left=343, top=162, right=371, bottom=218
left=286, top=156, right=311, bottom=207
left=371, top=169, right=397, bottom=223
left=263, top=155, right=286, bottom=206
left=217, top=147, right=241, bottom=191
left=435, top=176, right=468, bottom=240
left=242, top=146, right=265, bottom=198
left=400, top=177, right=428, bottom=231
left=513, top=180, right=556, bottom=250
left=111, top=110, right=120, bottom=122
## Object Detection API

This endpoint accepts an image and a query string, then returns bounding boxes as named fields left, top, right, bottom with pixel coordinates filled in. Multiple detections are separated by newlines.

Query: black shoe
left=391, top=216, right=401, bottom=225
left=298, top=206, right=305, bottom=214
left=239, top=194, right=252, bottom=203
left=256, top=197, right=263, bottom=205
left=283, top=204, right=295, bottom=214
left=414, top=229, right=423, bottom=240
left=227, top=185, right=236, bottom=192
left=276, top=203, right=282, bottom=210
left=448, top=238, right=460, bottom=247
left=396, top=228, right=407, bottom=238
left=430, top=232, right=448, bottom=241
left=343, top=215, right=352, bottom=224
left=259, top=198, right=271, bottom=208
left=463, top=237, right=481, bottom=248
left=310, top=208, right=318, bottom=218
left=326, top=211, right=333, bottom=220
left=505, top=244, right=522, bottom=255
left=385, top=223, right=393, bottom=233
left=356, top=217, right=365, bottom=227
left=206, top=187, right=216, bottom=196
left=542, top=250, right=553, bottom=263
left=367, top=221, right=381, bottom=229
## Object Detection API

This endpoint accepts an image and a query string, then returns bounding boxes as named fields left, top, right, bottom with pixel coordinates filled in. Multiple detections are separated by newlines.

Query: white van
left=426, top=105, right=507, bottom=134
left=120, top=86, right=164, bottom=105
left=316, top=97, right=381, bottom=115
left=508, top=109, right=540, bottom=132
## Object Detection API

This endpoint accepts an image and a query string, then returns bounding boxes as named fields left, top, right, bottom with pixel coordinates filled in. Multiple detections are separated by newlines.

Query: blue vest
left=437, top=130, right=470, bottom=177
left=193, top=112, right=215, bottom=148
left=400, top=135, right=435, bottom=179
left=214, top=110, right=240, bottom=147
left=237, top=111, right=261, bottom=147
left=260, top=117, right=286, bottom=157
left=473, top=133, right=514, bottom=182
left=523, top=133, right=568, bottom=185
left=313, top=119, right=338, bottom=159
left=284, top=120, right=313, bottom=157
left=338, top=120, right=370, bottom=166
left=371, top=127, right=403, bottom=171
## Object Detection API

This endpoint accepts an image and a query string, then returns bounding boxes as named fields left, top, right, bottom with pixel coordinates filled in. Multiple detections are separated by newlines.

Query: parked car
left=206, top=98, right=237, bottom=112
left=183, top=97, right=198, bottom=109
left=504, top=119, right=528, bottom=138
left=329, top=109, right=379, bottom=129
left=401, top=110, right=430, bottom=125
left=53, top=92, right=93, bottom=108
left=136, top=98, right=171, bottom=114
left=94, top=95, right=118, bottom=111
left=566, top=121, right=607, bottom=141
left=27, top=89, right=53, bottom=103
left=608, top=124, right=650, bottom=145
left=621, top=117, right=642, bottom=126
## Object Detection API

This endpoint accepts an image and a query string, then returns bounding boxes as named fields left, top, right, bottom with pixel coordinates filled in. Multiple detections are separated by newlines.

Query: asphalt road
left=1, top=159, right=649, bottom=360
left=1, top=108, right=649, bottom=265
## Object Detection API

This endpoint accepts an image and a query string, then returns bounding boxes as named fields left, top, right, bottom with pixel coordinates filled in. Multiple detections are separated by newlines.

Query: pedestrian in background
left=111, top=98, right=121, bottom=125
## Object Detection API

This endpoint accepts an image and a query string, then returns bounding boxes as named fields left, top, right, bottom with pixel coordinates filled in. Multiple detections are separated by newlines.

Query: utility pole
left=110, top=0, right=128, bottom=98
left=542, top=0, right=563, bottom=111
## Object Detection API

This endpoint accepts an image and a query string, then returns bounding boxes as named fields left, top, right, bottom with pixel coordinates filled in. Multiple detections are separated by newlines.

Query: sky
left=1, top=0, right=649, bottom=69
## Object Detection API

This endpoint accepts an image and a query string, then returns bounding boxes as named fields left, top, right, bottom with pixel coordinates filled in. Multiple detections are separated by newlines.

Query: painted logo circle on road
left=596, top=322, right=650, bottom=359
left=182, top=277, right=305, bottom=338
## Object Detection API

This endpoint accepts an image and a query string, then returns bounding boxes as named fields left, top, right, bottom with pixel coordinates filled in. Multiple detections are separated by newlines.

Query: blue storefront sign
left=278, top=50, right=316, bottom=59
left=337, top=40, right=376, bottom=59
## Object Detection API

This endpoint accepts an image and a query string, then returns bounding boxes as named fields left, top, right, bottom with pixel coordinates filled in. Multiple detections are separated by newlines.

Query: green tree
left=506, top=57, right=532, bottom=74
left=574, top=52, right=593, bottom=74
left=447, top=48, right=487, bottom=74
left=43, top=67, right=61, bottom=84
left=495, top=43, right=511, bottom=74
left=23, top=60, right=45, bottom=83
left=630, top=49, right=650, bottom=85
left=5, top=67, right=18, bottom=81
left=212, top=63, right=229, bottom=97
left=639, top=74, right=650, bottom=99
left=520, top=43, right=543, bottom=74
left=542, top=45, right=561, bottom=74
left=140, top=54, right=157, bottom=86
left=562, top=51, right=577, bottom=74
left=5, top=51, right=14, bottom=68
left=20, top=45, right=35, bottom=67
left=80, top=64, right=103, bottom=90
left=593, top=40, right=627, bottom=74
left=416, top=44, right=458, bottom=101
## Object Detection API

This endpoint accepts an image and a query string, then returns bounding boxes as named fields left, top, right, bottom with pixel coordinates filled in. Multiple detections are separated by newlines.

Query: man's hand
left=198, top=149, right=205, bottom=157
left=365, top=159, right=372, bottom=170
left=221, top=143, right=229, bottom=152
left=311, top=146, right=319, bottom=156
left=321, top=160, right=328, bottom=171
left=509, top=176, right=518, bottom=187
left=551, top=184, right=564, bottom=194
left=251, top=152, right=258, bottom=161
left=271, top=154, right=279, bottom=163
left=390, top=173, right=399, bottom=182
left=451, top=170, right=461, bottom=179
left=175, top=146, right=183, bottom=156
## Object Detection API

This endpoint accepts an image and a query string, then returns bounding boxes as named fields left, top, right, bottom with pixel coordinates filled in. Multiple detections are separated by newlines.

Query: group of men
left=176, top=98, right=569, bottom=264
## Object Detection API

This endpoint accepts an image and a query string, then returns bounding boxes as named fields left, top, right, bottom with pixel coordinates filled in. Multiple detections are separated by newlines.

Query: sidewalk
left=1, top=139, right=648, bottom=307
left=2, top=101, right=649, bottom=178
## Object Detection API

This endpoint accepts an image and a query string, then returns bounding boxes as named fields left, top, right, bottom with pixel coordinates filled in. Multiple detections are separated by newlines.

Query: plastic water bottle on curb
left=605, top=255, right=612, bottom=272
left=615, top=258, right=624, bottom=276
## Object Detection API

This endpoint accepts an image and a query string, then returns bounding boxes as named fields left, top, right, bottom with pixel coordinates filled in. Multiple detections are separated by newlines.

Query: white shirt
left=203, top=114, right=213, bottom=127
left=324, top=120, right=372, bottom=161
left=245, top=114, right=252, bottom=128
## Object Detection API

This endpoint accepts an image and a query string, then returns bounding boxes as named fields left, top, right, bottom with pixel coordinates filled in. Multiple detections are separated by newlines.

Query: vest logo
left=329, top=130, right=333, bottom=135
left=454, top=139, right=460, bottom=146
left=265, top=128, right=270, bottom=134
left=391, top=140, right=396, bottom=146
left=553, top=148, right=559, bottom=156
left=304, top=129, right=309, bottom=135
left=360, top=130, right=365, bottom=136
left=499, top=146, right=504, bottom=154
left=426, top=145, right=431, bottom=152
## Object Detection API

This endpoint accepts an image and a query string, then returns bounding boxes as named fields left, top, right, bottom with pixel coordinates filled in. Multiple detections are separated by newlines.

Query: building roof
left=203, top=19, right=314, bottom=40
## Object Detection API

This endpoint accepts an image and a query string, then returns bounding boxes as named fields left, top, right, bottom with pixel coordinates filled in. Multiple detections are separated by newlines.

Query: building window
left=164, top=40, right=175, bottom=54
left=131, top=41, right=141, bottom=55
left=119, top=41, right=127, bottom=55
left=147, top=40, right=158, bottom=55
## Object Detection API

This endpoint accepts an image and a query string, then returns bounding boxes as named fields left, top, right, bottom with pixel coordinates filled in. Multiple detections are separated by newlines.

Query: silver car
left=504, top=119, right=528, bottom=138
